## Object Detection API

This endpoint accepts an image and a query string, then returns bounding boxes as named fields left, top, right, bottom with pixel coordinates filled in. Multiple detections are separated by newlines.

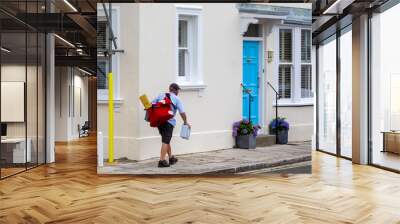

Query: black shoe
left=169, top=156, right=178, bottom=165
left=158, top=160, right=170, bottom=168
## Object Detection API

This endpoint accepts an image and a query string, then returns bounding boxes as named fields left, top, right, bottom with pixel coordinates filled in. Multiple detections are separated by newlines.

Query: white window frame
left=178, top=17, right=191, bottom=82
left=300, top=29, right=313, bottom=99
left=97, top=6, right=122, bottom=103
left=277, top=27, right=294, bottom=103
left=175, top=5, right=204, bottom=90
left=275, top=25, right=313, bottom=106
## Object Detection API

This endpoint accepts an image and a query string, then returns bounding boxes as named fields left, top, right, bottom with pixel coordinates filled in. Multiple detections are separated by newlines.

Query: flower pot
left=235, top=134, right=256, bottom=149
left=277, top=129, right=288, bottom=144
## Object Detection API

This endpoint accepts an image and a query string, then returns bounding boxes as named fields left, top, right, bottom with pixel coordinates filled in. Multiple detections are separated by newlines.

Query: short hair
left=169, top=83, right=181, bottom=91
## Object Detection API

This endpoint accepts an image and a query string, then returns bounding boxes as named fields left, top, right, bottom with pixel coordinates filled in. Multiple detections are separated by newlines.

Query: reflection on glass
left=27, top=31, right=38, bottom=169
left=371, top=4, right=400, bottom=171
left=0, top=0, right=47, bottom=178
left=340, top=28, right=352, bottom=158
left=1, top=31, right=27, bottom=177
left=318, top=36, right=337, bottom=154
left=38, top=33, right=46, bottom=165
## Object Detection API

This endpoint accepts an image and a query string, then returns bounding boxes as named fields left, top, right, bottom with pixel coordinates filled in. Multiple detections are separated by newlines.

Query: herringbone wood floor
left=1, top=136, right=400, bottom=224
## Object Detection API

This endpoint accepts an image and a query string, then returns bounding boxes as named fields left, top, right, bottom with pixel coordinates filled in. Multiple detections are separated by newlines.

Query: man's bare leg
left=160, top=143, right=169, bottom=161
left=167, top=144, right=172, bottom=158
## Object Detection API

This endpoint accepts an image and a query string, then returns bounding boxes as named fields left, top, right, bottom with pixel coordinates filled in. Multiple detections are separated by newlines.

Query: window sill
left=178, top=83, right=207, bottom=91
left=97, top=98, right=124, bottom=105
left=274, top=100, right=314, bottom=107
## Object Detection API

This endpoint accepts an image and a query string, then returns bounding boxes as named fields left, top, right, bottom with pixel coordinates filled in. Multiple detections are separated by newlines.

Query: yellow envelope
left=139, top=94, right=152, bottom=109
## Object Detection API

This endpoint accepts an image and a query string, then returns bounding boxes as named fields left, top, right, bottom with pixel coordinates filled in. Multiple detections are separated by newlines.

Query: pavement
left=98, top=142, right=312, bottom=175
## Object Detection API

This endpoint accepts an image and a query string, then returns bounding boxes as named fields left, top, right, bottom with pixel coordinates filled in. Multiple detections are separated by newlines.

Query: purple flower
left=232, top=120, right=262, bottom=137
left=269, top=118, right=290, bottom=133
left=232, top=127, right=238, bottom=137
left=232, top=121, right=241, bottom=129
left=242, top=119, right=250, bottom=125
left=281, top=121, right=289, bottom=130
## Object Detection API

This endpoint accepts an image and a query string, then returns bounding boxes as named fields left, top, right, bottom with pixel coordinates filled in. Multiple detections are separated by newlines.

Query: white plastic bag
left=180, top=124, right=191, bottom=140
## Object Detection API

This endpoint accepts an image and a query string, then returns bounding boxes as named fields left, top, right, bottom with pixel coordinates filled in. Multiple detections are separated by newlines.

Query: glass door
left=317, top=35, right=337, bottom=155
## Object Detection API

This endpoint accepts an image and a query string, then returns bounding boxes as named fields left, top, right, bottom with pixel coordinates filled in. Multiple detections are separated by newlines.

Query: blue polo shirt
left=152, top=92, right=185, bottom=126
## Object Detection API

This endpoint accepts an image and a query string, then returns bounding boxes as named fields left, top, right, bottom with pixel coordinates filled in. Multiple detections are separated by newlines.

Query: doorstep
left=98, top=142, right=311, bottom=175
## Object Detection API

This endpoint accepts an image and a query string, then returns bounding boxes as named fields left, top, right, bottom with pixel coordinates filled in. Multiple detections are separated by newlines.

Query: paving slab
left=98, top=142, right=311, bottom=175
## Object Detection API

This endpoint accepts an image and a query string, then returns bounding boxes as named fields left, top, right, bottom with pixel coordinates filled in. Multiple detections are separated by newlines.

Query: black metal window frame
left=315, top=0, right=400, bottom=173
left=367, top=5, right=400, bottom=174
left=0, top=0, right=48, bottom=180
left=315, top=20, right=353, bottom=161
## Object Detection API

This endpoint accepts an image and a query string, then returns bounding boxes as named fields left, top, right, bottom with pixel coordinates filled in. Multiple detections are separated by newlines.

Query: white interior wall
left=1, top=64, right=46, bottom=164
left=55, top=67, right=89, bottom=141
left=71, top=72, right=89, bottom=138
left=1, top=65, right=32, bottom=138
left=55, top=67, right=69, bottom=141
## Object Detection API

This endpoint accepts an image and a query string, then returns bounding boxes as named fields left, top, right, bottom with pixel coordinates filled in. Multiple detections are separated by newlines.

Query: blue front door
left=242, top=41, right=260, bottom=125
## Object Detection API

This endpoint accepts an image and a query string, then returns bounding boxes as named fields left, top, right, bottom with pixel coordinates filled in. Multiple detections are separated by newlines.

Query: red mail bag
left=146, top=93, right=175, bottom=127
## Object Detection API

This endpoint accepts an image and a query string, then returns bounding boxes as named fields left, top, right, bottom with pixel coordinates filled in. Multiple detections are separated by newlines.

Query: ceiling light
left=1, top=47, right=11, bottom=53
left=54, top=34, right=75, bottom=48
left=78, top=67, right=93, bottom=76
left=63, top=0, right=78, bottom=12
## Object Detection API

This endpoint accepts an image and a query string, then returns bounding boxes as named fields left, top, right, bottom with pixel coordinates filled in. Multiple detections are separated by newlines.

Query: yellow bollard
left=108, top=72, right=114, bottom=163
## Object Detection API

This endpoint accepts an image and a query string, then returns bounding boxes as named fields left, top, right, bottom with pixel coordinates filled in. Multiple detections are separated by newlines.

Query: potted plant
left=232, top=119, right=261, bottom=149
left=269, top=117, right=290, bottom=144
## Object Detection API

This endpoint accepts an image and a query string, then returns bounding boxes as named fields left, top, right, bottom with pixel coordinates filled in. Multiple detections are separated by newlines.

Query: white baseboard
left=101, top=130, right=234, bottom=161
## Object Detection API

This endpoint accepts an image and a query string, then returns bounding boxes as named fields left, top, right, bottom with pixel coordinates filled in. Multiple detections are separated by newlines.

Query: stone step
left=256, top=134, right=276, bottom=147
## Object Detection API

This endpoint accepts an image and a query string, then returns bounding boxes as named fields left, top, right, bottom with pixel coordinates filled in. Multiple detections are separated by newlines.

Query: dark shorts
left=157, top=122, right=174, bottom=144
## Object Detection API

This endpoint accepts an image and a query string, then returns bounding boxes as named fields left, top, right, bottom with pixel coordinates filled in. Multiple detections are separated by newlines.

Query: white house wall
left=263, top=21, right=314, bottom=142
left=98, top=3, right=313, bottom=161
left=137, top=3, right=242, bottom=160
left=98, top=3, right=242, bottom=161
left=97, top=3, right=140, bottom=160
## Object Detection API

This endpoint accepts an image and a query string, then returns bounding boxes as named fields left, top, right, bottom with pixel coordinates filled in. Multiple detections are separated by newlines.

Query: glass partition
left=1, top=30, right=28, bottom=177
left=340, top=27, right=352, bottom=158
left=0, top=1, right=46, bottom=179
left=317, top=35, right=337, bottom=154
left=38, top=32, right=46, bottom=165
left=371, top=4, right=400, bottom=171
left=27, top=31, right=38, bottom=169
